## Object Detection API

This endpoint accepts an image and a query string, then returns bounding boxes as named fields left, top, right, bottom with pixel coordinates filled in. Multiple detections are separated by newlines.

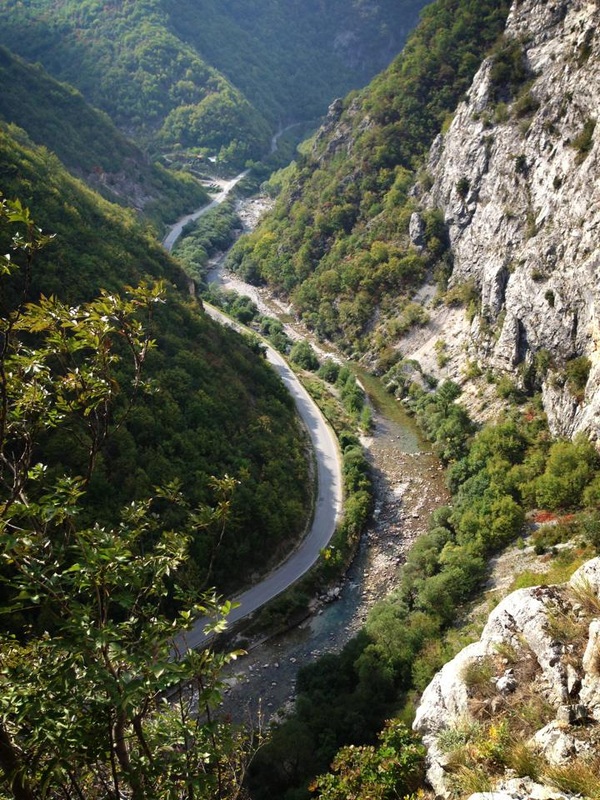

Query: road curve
left=162, top=170, right=249, bottom=252
left=175, top=305, right=343, bottom=651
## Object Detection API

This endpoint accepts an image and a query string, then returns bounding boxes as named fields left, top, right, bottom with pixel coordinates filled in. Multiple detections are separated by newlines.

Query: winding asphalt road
left=162, top=170, right=249, bottom=252
left=173, top=306, right=343, bottom=651
left=164, top=199, right=344, bottom=651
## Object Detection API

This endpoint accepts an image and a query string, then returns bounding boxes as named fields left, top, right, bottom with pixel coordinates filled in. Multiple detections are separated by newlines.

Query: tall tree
left=0, top=196, right=248, bottom=799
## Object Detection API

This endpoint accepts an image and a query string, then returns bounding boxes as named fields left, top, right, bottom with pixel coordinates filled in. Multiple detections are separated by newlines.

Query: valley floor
left=217, top=393, right=449, bottom=725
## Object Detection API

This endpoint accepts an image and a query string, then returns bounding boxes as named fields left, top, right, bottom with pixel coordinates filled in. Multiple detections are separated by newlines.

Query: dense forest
left=229, top=0, right=512, bottom=353
left=0, top=0, right=427, bottom=166
left=0, top=46, right=209, bottom=228
left=0, top=124, right=309, bottom=596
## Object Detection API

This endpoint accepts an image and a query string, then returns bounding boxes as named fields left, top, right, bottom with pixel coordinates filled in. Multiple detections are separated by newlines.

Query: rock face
left=407, top=0, right=600, bottom=441
left=413, top=558, right=600, bottom=799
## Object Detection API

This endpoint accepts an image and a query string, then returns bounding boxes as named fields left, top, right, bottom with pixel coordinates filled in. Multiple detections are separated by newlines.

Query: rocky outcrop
left=413, top=558, right=600, bottom=799
left=312, top=97, right=374, bottom=163
left=407, top=0, right=600, bottom=441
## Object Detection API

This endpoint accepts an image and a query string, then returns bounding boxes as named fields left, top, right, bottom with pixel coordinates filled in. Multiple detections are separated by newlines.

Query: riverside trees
left=0, top=197, right=249, bottom=799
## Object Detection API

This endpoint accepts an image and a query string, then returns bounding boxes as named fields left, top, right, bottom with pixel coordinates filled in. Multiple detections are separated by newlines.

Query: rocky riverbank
left=203, top=196, right=450, bottom=728
left=216, top=397, right=449, bottom=726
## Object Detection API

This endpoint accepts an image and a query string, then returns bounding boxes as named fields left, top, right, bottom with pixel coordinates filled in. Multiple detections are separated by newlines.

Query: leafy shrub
left=489, top=36, right=530, bottom=102
left=444, top=279, right=479, bottom=308
left=289, top=340, right=320, bottom=371
left=513, top=89, right=539, bottom=119
left=532, top=437, right=598, bottom=510
left=496, top=375, right=523, bottom=402
left=565, top=354, right=591, bottom=400
left=318, top=359, right=341, bottom=383
left=514, top=153, right=528, bottom=175
left=311, top=721, right=425, bottom=800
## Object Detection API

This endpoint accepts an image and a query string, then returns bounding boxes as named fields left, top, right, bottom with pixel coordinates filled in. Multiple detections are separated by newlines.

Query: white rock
left=494, top=776, right=572, bottom=799
left=532, top=721, right=578, bottom=765
left=415, top=558, right=600, bottom=796
left=468, top=794, right=515, bottom=800
left=570, top=559, right=600, bottom=596
left=404, top=0, right=600, bottom=439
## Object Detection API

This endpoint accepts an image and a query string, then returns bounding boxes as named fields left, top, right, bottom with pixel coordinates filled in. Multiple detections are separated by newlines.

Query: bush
left=489, top=36, right=529, bottom=101
left=311, top=721, right=425, bottom=800
left=513, top=89, right=539, bottom=119
left=289, top=340, right=320, bottom=371
left=514, top=153, right=528, bottom=175
left=533, top=437, right=598, bottom=510
left=565, top=355, right=591, bottom=400
left=318, top=359, right=341, bottom=383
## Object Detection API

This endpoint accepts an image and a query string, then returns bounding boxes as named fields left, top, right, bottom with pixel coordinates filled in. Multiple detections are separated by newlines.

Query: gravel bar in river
left=216, top=403, right=449, bottom=728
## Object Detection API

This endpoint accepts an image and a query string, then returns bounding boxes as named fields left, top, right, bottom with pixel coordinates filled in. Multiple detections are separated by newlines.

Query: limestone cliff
left=406, top=0, right=600, bottom=441
left=413, top=557, right=600, bottom=799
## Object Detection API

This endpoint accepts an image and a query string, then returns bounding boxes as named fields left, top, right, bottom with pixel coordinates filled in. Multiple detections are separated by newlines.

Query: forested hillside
left=229, top=0, right=512, bottom=350
left=0, top=47, right=139, bottom=175
left=0, top=124, right=309, bottom=595
left=0, top=0, right=427, bottom=165
left=0, top=46, right=208, bottom=228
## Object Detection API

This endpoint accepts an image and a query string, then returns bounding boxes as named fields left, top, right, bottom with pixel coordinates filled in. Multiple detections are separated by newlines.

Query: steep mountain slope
left=409, top=0, right=600, bottom=442
left=164, top=0, right=426, bottom=125
left=232, top=0, right=599, bottom=445
left=0, top=0, right=427, bottom=165
left=0, top=124, right=309, bottom=595
left=0, top=46, right=208, bottom=228
left=228, top=0, right=512, bottom=345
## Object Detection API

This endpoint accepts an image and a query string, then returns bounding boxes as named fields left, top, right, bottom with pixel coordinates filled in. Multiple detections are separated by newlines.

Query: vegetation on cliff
left=229, top=0, right=512, bottom=352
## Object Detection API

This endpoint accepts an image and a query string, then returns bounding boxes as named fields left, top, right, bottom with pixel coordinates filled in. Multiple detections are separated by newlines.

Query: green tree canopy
left=0, top=197, right=251, bottom=799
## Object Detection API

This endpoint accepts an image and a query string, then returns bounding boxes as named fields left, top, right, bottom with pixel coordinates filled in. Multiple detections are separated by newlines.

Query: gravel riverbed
left=216, top=402, right=449, bottom=729
left=203, top=198, right=450, bottom=729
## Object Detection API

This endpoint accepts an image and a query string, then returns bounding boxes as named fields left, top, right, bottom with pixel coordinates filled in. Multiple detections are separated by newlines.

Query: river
left=164, top=172, right=449, bottom=725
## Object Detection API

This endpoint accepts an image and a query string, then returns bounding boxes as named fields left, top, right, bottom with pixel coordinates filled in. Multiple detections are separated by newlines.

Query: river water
left=166, top=181, right=449, bottom=726
left=217, top=399, right=447, bottom=725
left=206, top=258, right=449, bottom=726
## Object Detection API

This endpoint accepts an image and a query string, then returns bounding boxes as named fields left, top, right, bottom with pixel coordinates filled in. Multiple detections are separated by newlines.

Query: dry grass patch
left=461, top=655, right=497, bottom=699
left=543, top=755, right=600, bottom=798
left=509, top=548, right=588, bottom=593
left=544, top=588, right=590, bottom=666
left=439, top=638, right=557, bottom=796
left=570, top=577, right=600, bottom=616
left=504, top=741, right=543, bottom=780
